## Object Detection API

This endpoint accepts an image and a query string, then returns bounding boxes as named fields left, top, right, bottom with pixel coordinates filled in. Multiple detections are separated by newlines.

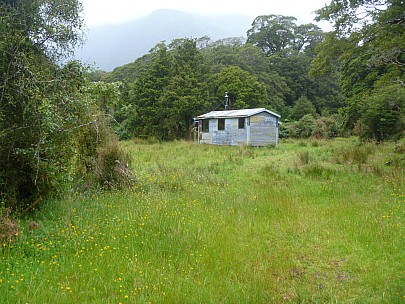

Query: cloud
left=82, top=0, right=330, bottom=27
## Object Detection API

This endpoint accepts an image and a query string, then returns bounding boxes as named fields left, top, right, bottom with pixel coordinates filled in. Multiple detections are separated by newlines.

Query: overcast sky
left=82, top=0, right=332, bottom=29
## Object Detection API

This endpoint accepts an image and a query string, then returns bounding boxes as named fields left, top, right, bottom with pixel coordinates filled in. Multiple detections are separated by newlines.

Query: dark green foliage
left=99, top=9, right=405, bottom=143
left=106, top=28, right=346, bottom=140
left=247, top=15, right=297, bottom=56
left=311, top=115, right=342, bottom=139
left=0, top=0, right=130, bottom=210
left=214, top=66, right=269, bottom=109
left=246, top=15, right=324, bottom=56
left=121, top=39, right=212, bottom=141
left=0, top=0, right=86, bottom=208
left=282, top=114, right=342, bottom=139
left=281, top=115, right=315, bottom=139
left=291, top=96, right=317, bottom=120
left=270, top=52, right=345, bottom=113
left=355, top=85, right=405, bottom=141
left=313, top=0, right=405, bottom=140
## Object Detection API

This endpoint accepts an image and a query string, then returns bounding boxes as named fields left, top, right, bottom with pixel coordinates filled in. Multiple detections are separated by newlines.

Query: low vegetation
left=1, top=139, right=403, bottom=303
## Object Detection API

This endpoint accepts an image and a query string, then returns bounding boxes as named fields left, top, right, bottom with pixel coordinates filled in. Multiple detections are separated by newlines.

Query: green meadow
left=1, top=139, right=404, bottom=303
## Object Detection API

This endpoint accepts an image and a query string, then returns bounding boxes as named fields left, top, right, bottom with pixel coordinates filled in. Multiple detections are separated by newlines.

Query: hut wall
left=211, top=118, right=247, bottom=146
left=249, top=113, right=278, bottom=146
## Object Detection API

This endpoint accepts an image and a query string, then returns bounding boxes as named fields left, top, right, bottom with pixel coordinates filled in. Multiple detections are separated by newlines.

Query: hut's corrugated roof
left=197, top=108, right=280, bottom=119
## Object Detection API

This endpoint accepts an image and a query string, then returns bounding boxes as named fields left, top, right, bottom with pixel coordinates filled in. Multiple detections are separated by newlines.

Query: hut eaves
left=197, top=108, right=281, bottom=119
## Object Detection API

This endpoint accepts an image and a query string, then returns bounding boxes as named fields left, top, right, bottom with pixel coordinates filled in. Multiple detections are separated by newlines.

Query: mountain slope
left=75, top=9, right=252, bottom=71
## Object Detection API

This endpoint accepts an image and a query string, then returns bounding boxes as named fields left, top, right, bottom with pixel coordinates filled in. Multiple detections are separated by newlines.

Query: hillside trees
left=102, top=14, right=351, bottom=141
left=246, top=15, right=345, bottom=119
left=313, top=0, right=405, bottom=140
left=203, top=43, right=290, bottom=113
left=113, top=38, right=294, bottom=140
left=116, top=39, right=215, bottom=140
left=0, top=0, right=127, bottom=210
left=270, top=52, right=345, bottom=114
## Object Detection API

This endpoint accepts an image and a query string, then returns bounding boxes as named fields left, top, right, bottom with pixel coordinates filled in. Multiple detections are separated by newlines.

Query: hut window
left=218, top=118, right=225, bottom=131
left=238, top=117, right=245, bottom=129
left=202, top=120, right=209, bottom=132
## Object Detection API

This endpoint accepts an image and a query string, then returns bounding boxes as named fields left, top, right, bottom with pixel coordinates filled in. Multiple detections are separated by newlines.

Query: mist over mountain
left=75, top=9, right=252, bottom=71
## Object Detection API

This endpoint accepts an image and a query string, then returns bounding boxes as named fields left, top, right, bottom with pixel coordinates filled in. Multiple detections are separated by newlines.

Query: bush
left=281, top=115, right=315, bottom=139
left=311, top=115, right=341, bottom=139
left=72, top=112, right=135, bottom=190
left=0, top=208, right=20, bottom=242
left=355, top=85, right=405, bottom=141
left=312, top=119, right=328, bottom=139
left=95, top=141, right=135, bottom=189
left=282, top=114, right=343, bottom=140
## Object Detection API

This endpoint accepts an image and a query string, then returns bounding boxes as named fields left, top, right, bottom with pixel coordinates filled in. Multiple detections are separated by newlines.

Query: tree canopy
left=246, top=15, right=324, bottom=56
left=312, top=0, right=405, bottom=140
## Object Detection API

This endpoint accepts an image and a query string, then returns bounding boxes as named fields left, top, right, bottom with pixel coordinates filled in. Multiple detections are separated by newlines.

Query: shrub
left=0, top=208, right=20, bottom=242
left=95, top=141, right=135, bottom=189
left=311, top=115, right=343, bottom=139
left=355, top=85, right=405, bottom=141
left=311, top=118, right=328, bottom=139
left=281, top=115, right=315, bottom=139
left=296, top=115, right=316, bottom=138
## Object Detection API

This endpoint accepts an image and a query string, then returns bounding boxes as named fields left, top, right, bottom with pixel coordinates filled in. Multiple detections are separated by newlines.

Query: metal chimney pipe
left=224, top=92, right=229, bottom=110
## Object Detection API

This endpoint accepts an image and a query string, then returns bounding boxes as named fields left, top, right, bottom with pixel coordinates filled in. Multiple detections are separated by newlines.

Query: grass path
left=1, top=139, right=404, bottom=303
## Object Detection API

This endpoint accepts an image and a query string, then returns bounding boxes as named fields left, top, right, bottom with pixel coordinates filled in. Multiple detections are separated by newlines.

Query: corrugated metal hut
left=196, top=108, right=280, bottom=146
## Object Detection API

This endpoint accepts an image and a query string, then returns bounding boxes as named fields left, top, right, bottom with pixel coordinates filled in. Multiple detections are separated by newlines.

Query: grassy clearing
left=1, top=138, right=404, bottom=303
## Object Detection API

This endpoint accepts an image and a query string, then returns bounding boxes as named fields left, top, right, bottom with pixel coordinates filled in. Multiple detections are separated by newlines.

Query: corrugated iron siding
left=199, top=113, right=278, bottom=146
left=211, top=118, right=248, bottom=146
left=250, top=112, right=278, bottom=146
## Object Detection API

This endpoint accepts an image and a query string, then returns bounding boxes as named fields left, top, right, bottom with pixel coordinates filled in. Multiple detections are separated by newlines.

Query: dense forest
left=1, top=0, right=404, bottom=210
left=91, top=1, right=404, bottom=142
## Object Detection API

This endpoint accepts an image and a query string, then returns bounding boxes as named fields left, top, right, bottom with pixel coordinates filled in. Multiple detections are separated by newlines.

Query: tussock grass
left=0, top=139, right=404, bottom=303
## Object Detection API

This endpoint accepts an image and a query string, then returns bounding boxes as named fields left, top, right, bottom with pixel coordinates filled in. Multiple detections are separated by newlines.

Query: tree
left=0, top=0, right=125, bottom=210
left=294, top=23, right=325, bottom=57
left=247, top=15, right=325, bottom=56
left=315, top=0, right=405, bottom=85
left=119, top=39, right=212, bottom=140
left=125, top=42, right=173, bottom=138
left=215, top=66, right=269, bottom=109
left=313, top=0, right=405, bottom=139
left=159, top=38, right=209, bottom=140
left=291, top=96, right=317, bottom=120
left=247, top=15, right=297, bottom=56
left=355, top=84, right=405, bottom=141
left=246, top=15, right=341, bottom=117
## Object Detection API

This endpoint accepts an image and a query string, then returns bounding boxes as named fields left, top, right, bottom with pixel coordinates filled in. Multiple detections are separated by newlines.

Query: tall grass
left=1, top=139, right=403, bottom=303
